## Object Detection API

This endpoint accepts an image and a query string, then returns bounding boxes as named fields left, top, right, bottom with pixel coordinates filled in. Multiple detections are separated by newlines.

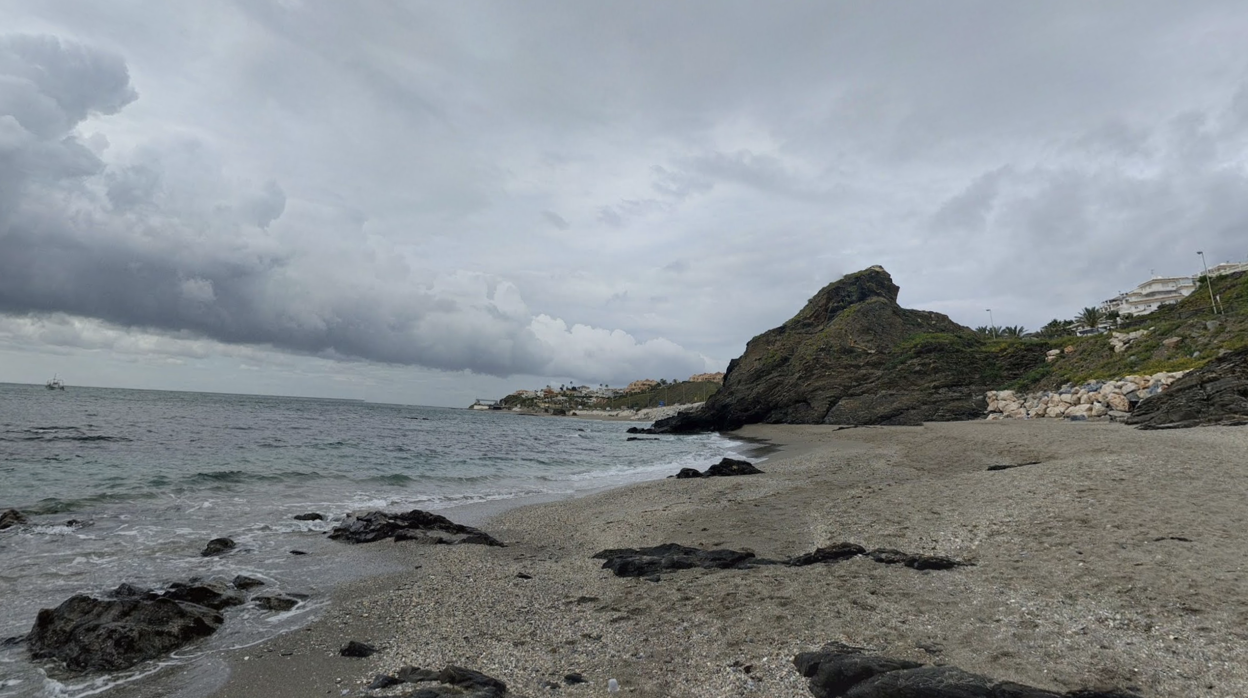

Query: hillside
left=1013, top=270, right=1248, bottom=392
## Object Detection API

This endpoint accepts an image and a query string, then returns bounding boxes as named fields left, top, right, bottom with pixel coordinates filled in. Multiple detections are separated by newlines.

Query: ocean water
left=0, top=383, right=746, bottom=697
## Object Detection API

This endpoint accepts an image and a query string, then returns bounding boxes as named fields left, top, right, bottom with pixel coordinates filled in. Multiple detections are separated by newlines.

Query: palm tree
left=1036, top=319, right=1072, bottom=338
left=1077, top=306, right=1103, bottom=330
left=999, top=325, right=1026, bottom=338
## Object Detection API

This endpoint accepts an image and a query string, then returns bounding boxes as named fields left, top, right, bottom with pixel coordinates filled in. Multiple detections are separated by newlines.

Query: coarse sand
left=200, top=420, right=1247, bottom=698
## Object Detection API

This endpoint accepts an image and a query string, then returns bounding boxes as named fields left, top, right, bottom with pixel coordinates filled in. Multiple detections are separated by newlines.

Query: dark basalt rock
left=592, top=543, right=757, bottom=577
left=292, top=512, right=325, bottom=521
left=794, top=644, right=1141, bottom=698
left=653, top=267, right=1045, bottom=433
left=595, top=542, right=968, bottom=578
left=673, top=458, right=764, bottom=478
left=340, top=640, right=376, bottom=657
left=200, top=537, right=236, bottom=557
left=626, top=436, right=658, bottom=441
left=564, top=672, right=587, bottom=685
left=328, top=509, right=504, bottom=546
left=386, top=665, right=508, bottom=697
left=160, top=581, right=244, bottom=610
left=987, top=461, right=1041, bottom=471
left=789, top=543, right=867, bottom=566
left=231, top=574, right=265, bottom=590
left=27, top=594, right=223, bottom=672
left=1126, top=346, right=1248, bottom=429
left=253, top=594, right=301, bottom=612
left=369, top=674, right=404, bottom=689
left=0, top=508, right=27, bottom=530
left=625, top=426, right=656, bottom=434
left=704, top=458, right=764, bottom=477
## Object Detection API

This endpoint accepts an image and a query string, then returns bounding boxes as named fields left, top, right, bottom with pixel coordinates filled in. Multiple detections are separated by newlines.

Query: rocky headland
left=656, top=266, right=1046, bottom=432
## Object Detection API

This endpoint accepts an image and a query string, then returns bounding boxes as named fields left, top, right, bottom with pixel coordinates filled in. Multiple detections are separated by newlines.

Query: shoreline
left=54, top=420, right=1248, bottom=697
left=79, top=430, right=767, bottom=698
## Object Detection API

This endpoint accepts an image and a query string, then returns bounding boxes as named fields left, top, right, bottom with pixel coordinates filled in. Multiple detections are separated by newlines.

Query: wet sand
left=202, top=420, right=1248, bottom=697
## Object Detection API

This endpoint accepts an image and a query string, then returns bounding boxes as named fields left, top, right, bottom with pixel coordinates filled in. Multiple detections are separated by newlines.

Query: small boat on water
left=45, top=375, right=66, bottom=391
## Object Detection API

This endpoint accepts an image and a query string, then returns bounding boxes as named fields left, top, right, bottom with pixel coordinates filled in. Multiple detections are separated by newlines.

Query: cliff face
left=657, top=266, right=1041, bottom=432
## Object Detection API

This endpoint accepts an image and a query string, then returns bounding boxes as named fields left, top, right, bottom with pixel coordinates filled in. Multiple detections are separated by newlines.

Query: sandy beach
left=192, top=420, right=1246, bottom=698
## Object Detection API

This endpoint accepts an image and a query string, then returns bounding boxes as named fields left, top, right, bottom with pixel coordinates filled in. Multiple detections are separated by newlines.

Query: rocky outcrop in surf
left=328, top=509, right=505, bottom=546
left=655, top=267, right=1045, bottom=432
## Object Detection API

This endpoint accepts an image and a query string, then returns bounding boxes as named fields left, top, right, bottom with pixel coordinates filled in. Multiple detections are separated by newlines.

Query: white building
left=1207, top=261, right=1248, bottom=277
left=1101, top=275, right=1198, bottom=316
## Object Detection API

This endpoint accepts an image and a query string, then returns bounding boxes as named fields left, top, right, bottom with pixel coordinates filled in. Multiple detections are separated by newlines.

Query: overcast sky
left=2, top=2, right=1247, bottom=406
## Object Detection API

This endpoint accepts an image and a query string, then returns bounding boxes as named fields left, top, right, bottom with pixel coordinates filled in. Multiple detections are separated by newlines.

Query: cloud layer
left=3, top=3, right=1248, bottom=402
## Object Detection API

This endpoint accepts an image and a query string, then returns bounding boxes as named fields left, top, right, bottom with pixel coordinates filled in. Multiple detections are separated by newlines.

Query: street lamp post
left=1198, top=251, right=1218, bottom=314
left=986, top=309, right=995, bottom=337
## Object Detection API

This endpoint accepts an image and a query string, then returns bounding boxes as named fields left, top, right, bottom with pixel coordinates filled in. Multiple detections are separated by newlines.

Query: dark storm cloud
left=0, top=33, right=707, bottom=383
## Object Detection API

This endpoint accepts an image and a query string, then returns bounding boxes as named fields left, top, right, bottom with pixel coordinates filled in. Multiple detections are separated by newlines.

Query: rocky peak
left=784, top=266, right=900, bottom=333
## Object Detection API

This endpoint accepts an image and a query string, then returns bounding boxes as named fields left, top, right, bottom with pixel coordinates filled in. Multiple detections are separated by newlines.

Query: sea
left=0, top=383, right=748, bottom=698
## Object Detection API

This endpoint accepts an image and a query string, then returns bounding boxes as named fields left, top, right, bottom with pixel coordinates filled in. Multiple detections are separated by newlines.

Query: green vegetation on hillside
left=998, top=271, right=1248, bottom=391
left=599, top=381, right=720, bottom=410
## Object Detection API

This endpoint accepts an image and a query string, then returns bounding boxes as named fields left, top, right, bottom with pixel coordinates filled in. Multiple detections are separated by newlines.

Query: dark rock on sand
left=200, top=537, right=236, bottom=557
left=292, top=512, right=325, bottom=521
left=788, top=543, right=867, bottom=566
left=595, top=542, right=967, bottom=578
left=231, top=574, right=265, bottom=590
left=27, top=594, right=223, bottom=672
left=564, top=672, right=587, bottom=685
left=593, top=543, right=757, bottom=577
left=160, top=581, right=244, bottom=610
left=1127, top=346, right=1248, bottom=429
left=396, top=666, right=442, bottom=682
left=0, top=508, right=27, bottom=529
left=794, top=643, right=1141, bottom=698
left=368, top=674, right=404, bottom=689
left=705, top=458, right=764, bottom=477
left=987, top=461, right=1041, bottom=471
left=437, top=666, right=508, bottom=695
left=340, top=640, right=376, bottom=657
left=674, top=458, right=764, bottom=478
left=329, top=509, right=504, bottom=547
left=654, top=266, right=1046, bottom=433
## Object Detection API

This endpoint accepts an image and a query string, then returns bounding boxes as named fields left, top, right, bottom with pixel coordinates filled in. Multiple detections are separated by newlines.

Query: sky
left=2, top=1, right=1248, bottom=406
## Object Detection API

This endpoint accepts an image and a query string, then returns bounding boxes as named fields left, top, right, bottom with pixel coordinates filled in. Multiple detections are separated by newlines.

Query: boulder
left=328, top=509, right=504, bottom=546
left=704, top=458, right=764, bottom=477
left=231, top=575, right=265, bottom=590
left=200, top=538, right=236, bottom=557
left=1107, top=393, right=1130, bottom=412
left=794, top=644, right=1141, bottom=698
left=292, top=512, right=324, bottom=521
left=159, top=582, right=243, bottom=610
left=592, top=544, right=758, bottom=577
left=0, top=509, right=27, bottom=530
left=253, top=594, right=303, bottom=612
left=1126, top=347, right=1248, bottom=429
left=652, top=267, right=1047, bottom=432
left=674, top=468, right=703, bottom=479
left=27, top=593, right=223, bottom=672
left=340, top=640, right=376, bottom=657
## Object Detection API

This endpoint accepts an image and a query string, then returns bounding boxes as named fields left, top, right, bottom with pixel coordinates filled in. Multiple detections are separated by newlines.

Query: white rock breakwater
left=985, top=371, right=1188, bottom=420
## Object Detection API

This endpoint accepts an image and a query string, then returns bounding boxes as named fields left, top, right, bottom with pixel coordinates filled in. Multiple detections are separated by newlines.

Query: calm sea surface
left=0, top=383, right=745, bottom=697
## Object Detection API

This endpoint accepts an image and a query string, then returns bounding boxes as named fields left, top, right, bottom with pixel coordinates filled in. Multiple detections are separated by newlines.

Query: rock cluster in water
left=0, top=508, right=26, bottom=529
left=794, top=642, right=1142, bottom=698
left=985, top=371, right=1187, bottom=421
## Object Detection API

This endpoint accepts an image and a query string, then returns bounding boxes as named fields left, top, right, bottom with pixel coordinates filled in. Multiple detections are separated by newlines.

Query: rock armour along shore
left=984, top=371, right=1188, bottom=421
